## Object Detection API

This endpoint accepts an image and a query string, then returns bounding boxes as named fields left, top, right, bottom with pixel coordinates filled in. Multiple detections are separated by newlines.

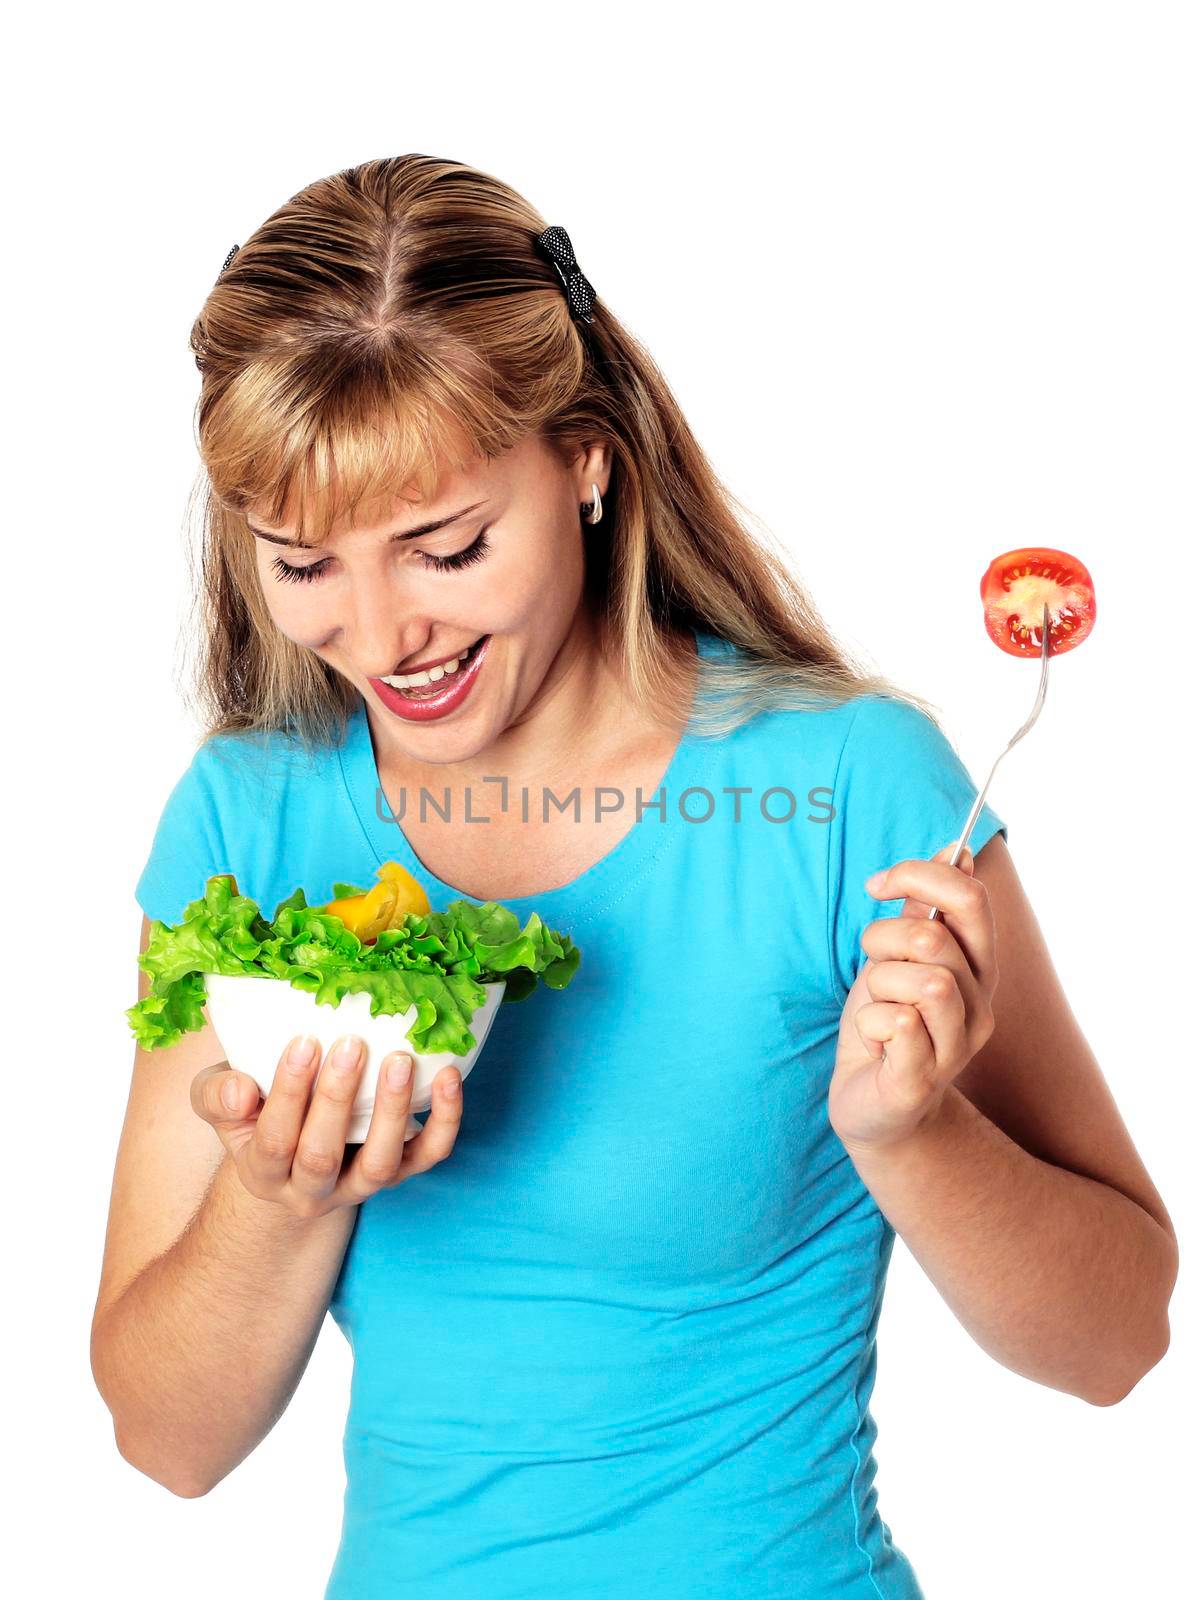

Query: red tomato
left=980, top=547, right=1096, bottom=658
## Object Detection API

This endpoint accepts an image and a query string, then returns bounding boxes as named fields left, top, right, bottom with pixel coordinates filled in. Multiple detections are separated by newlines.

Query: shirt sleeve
left=134, top=742, right=238, bottom=926
left=827, top=694, right=1009, bottom=1001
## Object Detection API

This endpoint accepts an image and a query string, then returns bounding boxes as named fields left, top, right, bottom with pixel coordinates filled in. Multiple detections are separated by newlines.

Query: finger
left=861, top=911, right=981, bottom=1038
left=862, top=905, right=970, bottom=978
left=241, top=1034, right=322, bottom=1190
left=400, top=1066, right=463, bottom=1175
left=337, top=1053, right=415, bottom=1203
left=870, top=845, right=994, bottom=982
left=855, top=1000, right=939, bottom=1111
left=868, top=844, right=973, bottom=915
left=863, top=958, right=966, bottom=1074
left=924, top=843, right=995, bottom=985
left=190, top=1062, right=262, bottom=1138
left=289, top=1035, right=366, bottom=1203
left=898, top=841, right=976, bottom=924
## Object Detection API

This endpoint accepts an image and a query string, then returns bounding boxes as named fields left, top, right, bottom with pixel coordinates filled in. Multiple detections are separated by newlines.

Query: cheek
left=491, top=521, right=583, bottom=620
left=259, top=573, right=336, bottom=649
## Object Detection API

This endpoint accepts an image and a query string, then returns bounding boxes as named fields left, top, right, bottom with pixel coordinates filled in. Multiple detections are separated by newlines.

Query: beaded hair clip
left=534, top=225, right=596, bottom=325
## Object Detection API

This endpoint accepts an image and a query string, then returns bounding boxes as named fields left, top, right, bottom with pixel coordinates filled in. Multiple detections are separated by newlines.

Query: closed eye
left=418, top=528, right=492, bottom=572
left=270, top=528, right=493, bottom=584
left=271, top=555, right=332, bottom=584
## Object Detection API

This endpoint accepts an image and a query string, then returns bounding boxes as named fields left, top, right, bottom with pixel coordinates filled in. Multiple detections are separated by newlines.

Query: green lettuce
left=128, top=874, right=581, bottom=1057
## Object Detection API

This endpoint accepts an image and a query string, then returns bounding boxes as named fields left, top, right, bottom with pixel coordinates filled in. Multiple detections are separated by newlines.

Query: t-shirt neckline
left=337, top=626, right=721, bottom=927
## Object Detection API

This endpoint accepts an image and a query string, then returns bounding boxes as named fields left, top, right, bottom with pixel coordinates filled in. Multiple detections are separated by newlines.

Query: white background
left=7, top=3, right=1199, bottom=1596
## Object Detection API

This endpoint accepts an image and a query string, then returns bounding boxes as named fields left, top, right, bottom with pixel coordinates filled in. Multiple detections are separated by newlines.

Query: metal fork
left=927, top=601, right=1050, bottom=922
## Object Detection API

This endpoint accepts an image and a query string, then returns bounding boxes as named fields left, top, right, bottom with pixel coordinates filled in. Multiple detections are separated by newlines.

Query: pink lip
left=368, top=635, right=491, bottom=723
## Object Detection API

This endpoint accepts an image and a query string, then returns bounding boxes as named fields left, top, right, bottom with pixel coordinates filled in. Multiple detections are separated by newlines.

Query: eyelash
left=270, top=529, right=493, bottom=584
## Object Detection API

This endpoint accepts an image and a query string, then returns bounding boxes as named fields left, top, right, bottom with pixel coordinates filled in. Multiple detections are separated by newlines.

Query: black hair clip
left=534, top=225, right=595, bottom=325
left=218, top=242, right=239, bottom=278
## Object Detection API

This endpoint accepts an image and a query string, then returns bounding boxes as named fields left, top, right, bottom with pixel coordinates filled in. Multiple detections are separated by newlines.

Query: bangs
left=202, top=340, right=521, bottom=545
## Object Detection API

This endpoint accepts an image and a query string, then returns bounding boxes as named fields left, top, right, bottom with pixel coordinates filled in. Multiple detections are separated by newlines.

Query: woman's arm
left=830, top=834, right=1178, bottom=1406
left=845, top=1085, right=1174, bottom=1405
left=91, top=917, right=358, bottom=1498
left=91, top=1154, right=355, bottom=1497
left=94, top=914, right=461, bottom=1496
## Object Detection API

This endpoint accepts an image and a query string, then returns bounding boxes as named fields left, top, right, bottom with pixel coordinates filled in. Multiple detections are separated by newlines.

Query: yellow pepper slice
left=375, top=861, right=431, bottom=922
left=321, top=878, right=399, bottom=942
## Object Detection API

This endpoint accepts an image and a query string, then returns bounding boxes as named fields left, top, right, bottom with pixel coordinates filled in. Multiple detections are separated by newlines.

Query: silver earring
left=581, top=483, right=604, bottom=525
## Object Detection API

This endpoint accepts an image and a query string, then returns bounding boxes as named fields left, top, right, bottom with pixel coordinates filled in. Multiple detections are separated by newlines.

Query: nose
left=341, top=580, right=429, bottom=679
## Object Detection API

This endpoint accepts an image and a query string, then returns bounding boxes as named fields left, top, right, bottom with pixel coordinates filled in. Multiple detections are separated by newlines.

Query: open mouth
left=381, top=634, right=489, bottom=698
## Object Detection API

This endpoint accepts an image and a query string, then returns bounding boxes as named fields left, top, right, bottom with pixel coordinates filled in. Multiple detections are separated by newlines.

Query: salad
left=127, top=861, right=581, bottom=1058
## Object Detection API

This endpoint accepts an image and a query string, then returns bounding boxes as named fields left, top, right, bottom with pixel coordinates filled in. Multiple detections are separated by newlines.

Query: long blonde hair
left=181, top=153, right=936, bottom=753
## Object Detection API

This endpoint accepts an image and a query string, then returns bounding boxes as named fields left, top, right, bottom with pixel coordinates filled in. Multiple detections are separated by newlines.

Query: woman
left=91, top=154, right=1178, bottom=1598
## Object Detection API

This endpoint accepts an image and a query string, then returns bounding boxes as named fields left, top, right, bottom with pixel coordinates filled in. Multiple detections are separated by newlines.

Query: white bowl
left=203, top=972, right=507, bottom=1142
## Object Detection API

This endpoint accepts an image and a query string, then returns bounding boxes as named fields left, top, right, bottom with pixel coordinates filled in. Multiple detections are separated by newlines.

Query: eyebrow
left=247, top=499, right=489, bottom=548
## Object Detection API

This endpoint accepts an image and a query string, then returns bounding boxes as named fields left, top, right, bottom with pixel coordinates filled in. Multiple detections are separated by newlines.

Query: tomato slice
left=980, top=547, right=1096, bottom=658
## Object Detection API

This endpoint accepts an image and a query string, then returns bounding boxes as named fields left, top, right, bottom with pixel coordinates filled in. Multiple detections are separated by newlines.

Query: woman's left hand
left=829, top=841, right=1000, bottom=1159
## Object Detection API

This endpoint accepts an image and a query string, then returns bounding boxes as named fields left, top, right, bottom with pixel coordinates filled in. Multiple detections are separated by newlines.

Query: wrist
left=839, top=1085, right=964, bottom=1172
left=212, top=1152, right=359, bottom=1240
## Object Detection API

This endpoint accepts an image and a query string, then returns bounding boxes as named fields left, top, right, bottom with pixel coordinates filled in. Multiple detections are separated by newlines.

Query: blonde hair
left=181, top=153, right=938, bottom=753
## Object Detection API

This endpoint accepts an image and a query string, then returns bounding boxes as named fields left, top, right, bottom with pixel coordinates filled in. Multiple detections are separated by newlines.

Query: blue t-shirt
left=135, top=630, right=1007, bottom=1599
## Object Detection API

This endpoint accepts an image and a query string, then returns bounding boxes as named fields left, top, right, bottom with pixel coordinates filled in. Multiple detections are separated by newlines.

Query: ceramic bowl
left=203, top=972, right=507, bottom=1143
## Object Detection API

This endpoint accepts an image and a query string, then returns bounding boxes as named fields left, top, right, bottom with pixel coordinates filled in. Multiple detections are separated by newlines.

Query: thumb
left=190, top=1062, right=261, bottom=1128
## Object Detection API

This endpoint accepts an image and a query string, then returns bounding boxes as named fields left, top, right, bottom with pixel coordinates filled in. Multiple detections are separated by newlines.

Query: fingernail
left=288, top=1035, right=318, bottom=1068
left=441, top=1072, right=460, bottom=1098
left=222, top=1077, right=241, bottom=1111
left=386, top=1054, right=412, bottom=1090
left=332, top=1036, right=362, bottom=1075
left=865, top=870, right=887, bottom=892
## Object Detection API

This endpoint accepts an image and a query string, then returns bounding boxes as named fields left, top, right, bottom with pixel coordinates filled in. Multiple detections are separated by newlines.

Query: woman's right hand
left=189, top=1034, right=463, bottom=1217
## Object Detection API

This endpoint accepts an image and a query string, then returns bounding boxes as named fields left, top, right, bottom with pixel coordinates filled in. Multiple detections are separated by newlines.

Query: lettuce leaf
left=127, top=873, right=581, bottom=1056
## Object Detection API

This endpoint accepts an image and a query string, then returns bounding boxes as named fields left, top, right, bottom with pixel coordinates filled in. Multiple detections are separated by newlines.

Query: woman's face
left=249, top=431, right=611, bottom=766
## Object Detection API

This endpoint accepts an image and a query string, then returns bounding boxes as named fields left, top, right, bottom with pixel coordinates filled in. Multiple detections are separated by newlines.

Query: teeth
left=380, top=642, right=477, bottom=690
